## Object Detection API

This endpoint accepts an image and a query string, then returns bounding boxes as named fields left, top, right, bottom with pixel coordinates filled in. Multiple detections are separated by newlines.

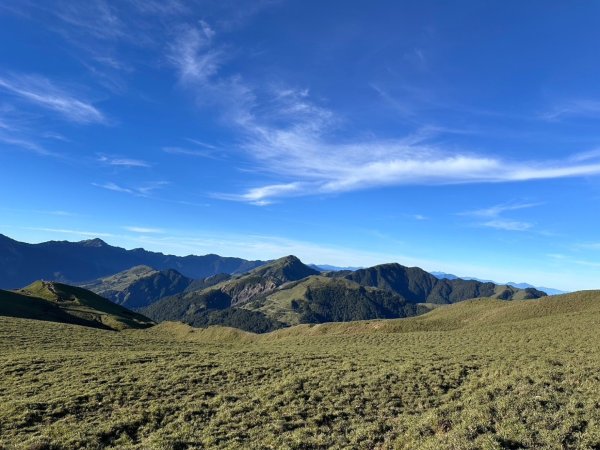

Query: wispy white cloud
left=571, top=148, right=600, bottom=163
left=464, top=202, right=542, bottom=218
left=1, top=208, right=78, bottom=217
left=460, top=202, right=539, bottom=232
left=215, top=182, right=305, bottom=206
left=572, top=242, right=600, bottom=251
left=461, top=203, right=536, bottom=232
left=541, top=99, right=600, bottom=121
left=206, top=76, right=600, bottom=204
left=92, top=181, right=167, bottom=197
left=547, top=252, right=600, bottom=269
left=232, top=118, right=600, bottom=203
left=167, top=23, right=256, bottom=119
left=123, top=226, right=164, bottom=233
left=92, top=182, right=134, bottom=194
left=51, top=0, right=125, bottom=41
left=0, top=134, right=52, bottom=156
left=137, top=181, right=169, bottom=196
left=41, top=132, right=70, bottom=142
left=162, top=14, right=600, bottom=206
left=0, top=106, right=61, bottom=156
left=162, top=146, right=217, bottom=159
left=98, top=155, right=151, bottom=167
left=37, top=210, right=78, bottom=217
left=185, top=138, right=217, bottom=149
left=482, top=219, right=533, bottom=232
left=0, top=74, right=105, bottom=124
left=168, top=25, right=222, bottom=85
left=25, top=227, right=115, bottom=238
left=128, top=0, right=187, bottom=16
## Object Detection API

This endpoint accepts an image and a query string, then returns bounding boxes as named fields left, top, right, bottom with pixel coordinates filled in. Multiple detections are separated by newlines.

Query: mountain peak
left=278, top=255, right=303, bottom=265
left=258, top=255, right=318, bottom=278
left=79, top=238, right=108, bottom=248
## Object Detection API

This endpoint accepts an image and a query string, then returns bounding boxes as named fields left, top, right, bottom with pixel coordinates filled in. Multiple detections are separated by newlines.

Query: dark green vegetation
left=0, top=281, right=154, bottom=331
left=242, top=276, right=418, bottom=327
left=0, top=233, right=265, bottom=288
left=1, top=291, right=599, bottom=449
left=141, top=289, right=284, bottom=333
left=141, top=256, right=545, bottom=332
left=342, top=264, right=546, bottom=303
left=80, top=266, right=194, bottom=309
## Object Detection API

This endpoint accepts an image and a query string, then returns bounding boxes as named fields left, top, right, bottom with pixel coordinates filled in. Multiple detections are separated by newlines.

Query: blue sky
left=1, top=1, right=600, bottom=291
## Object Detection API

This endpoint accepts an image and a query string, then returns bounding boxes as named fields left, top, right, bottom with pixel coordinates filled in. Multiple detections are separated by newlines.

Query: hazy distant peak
left=79, top=238, right=108, bottom=247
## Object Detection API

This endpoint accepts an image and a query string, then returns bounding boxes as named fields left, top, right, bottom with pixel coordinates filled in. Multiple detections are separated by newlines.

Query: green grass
left=1, top=281, right=154, bottom=331
left=1, top=292, right=600, bottom=449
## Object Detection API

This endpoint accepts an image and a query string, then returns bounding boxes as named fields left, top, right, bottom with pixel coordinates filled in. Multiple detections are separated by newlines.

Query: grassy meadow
left=1, top=292, right=600, bottom=449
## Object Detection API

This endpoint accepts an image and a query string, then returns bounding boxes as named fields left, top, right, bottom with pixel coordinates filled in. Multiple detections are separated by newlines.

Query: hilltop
left=0, top=281, right=154, bottom=330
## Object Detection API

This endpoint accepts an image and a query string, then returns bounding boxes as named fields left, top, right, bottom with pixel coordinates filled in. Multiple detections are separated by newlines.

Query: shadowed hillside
left=0, top=281, right=154, bottom=330
left=80, top=265, right=194, bottom=309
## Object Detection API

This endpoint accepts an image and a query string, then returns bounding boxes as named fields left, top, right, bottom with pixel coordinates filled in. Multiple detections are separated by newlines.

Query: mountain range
left=137, top=255, right=545, bottom=332
left=0, top=234, right=548, bottom=333
left=0, top=234, right=265, bottom=289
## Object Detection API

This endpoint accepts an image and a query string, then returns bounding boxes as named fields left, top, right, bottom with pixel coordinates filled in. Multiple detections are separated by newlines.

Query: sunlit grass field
left=1, top=292, right=600, bottom=449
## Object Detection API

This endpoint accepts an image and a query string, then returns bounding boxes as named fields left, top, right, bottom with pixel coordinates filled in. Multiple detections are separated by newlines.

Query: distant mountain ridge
left=431, top=271, right=566, bottom=296
left=0, top=234, right=266, bottom=289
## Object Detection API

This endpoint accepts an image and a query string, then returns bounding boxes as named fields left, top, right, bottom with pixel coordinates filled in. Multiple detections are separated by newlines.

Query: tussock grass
left=1, top=292, right=600, bottom=449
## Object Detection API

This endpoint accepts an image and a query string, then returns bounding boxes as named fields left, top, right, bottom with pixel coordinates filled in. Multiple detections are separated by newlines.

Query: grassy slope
left=1, top=281, right=155, bottom=331
left=0, top=291, right=599, bottom=449
left=244, top=276, right=417, bottom=326
left=0, top=289, right=105, bottom=329
left=81, top=265, right=159, bottom=293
